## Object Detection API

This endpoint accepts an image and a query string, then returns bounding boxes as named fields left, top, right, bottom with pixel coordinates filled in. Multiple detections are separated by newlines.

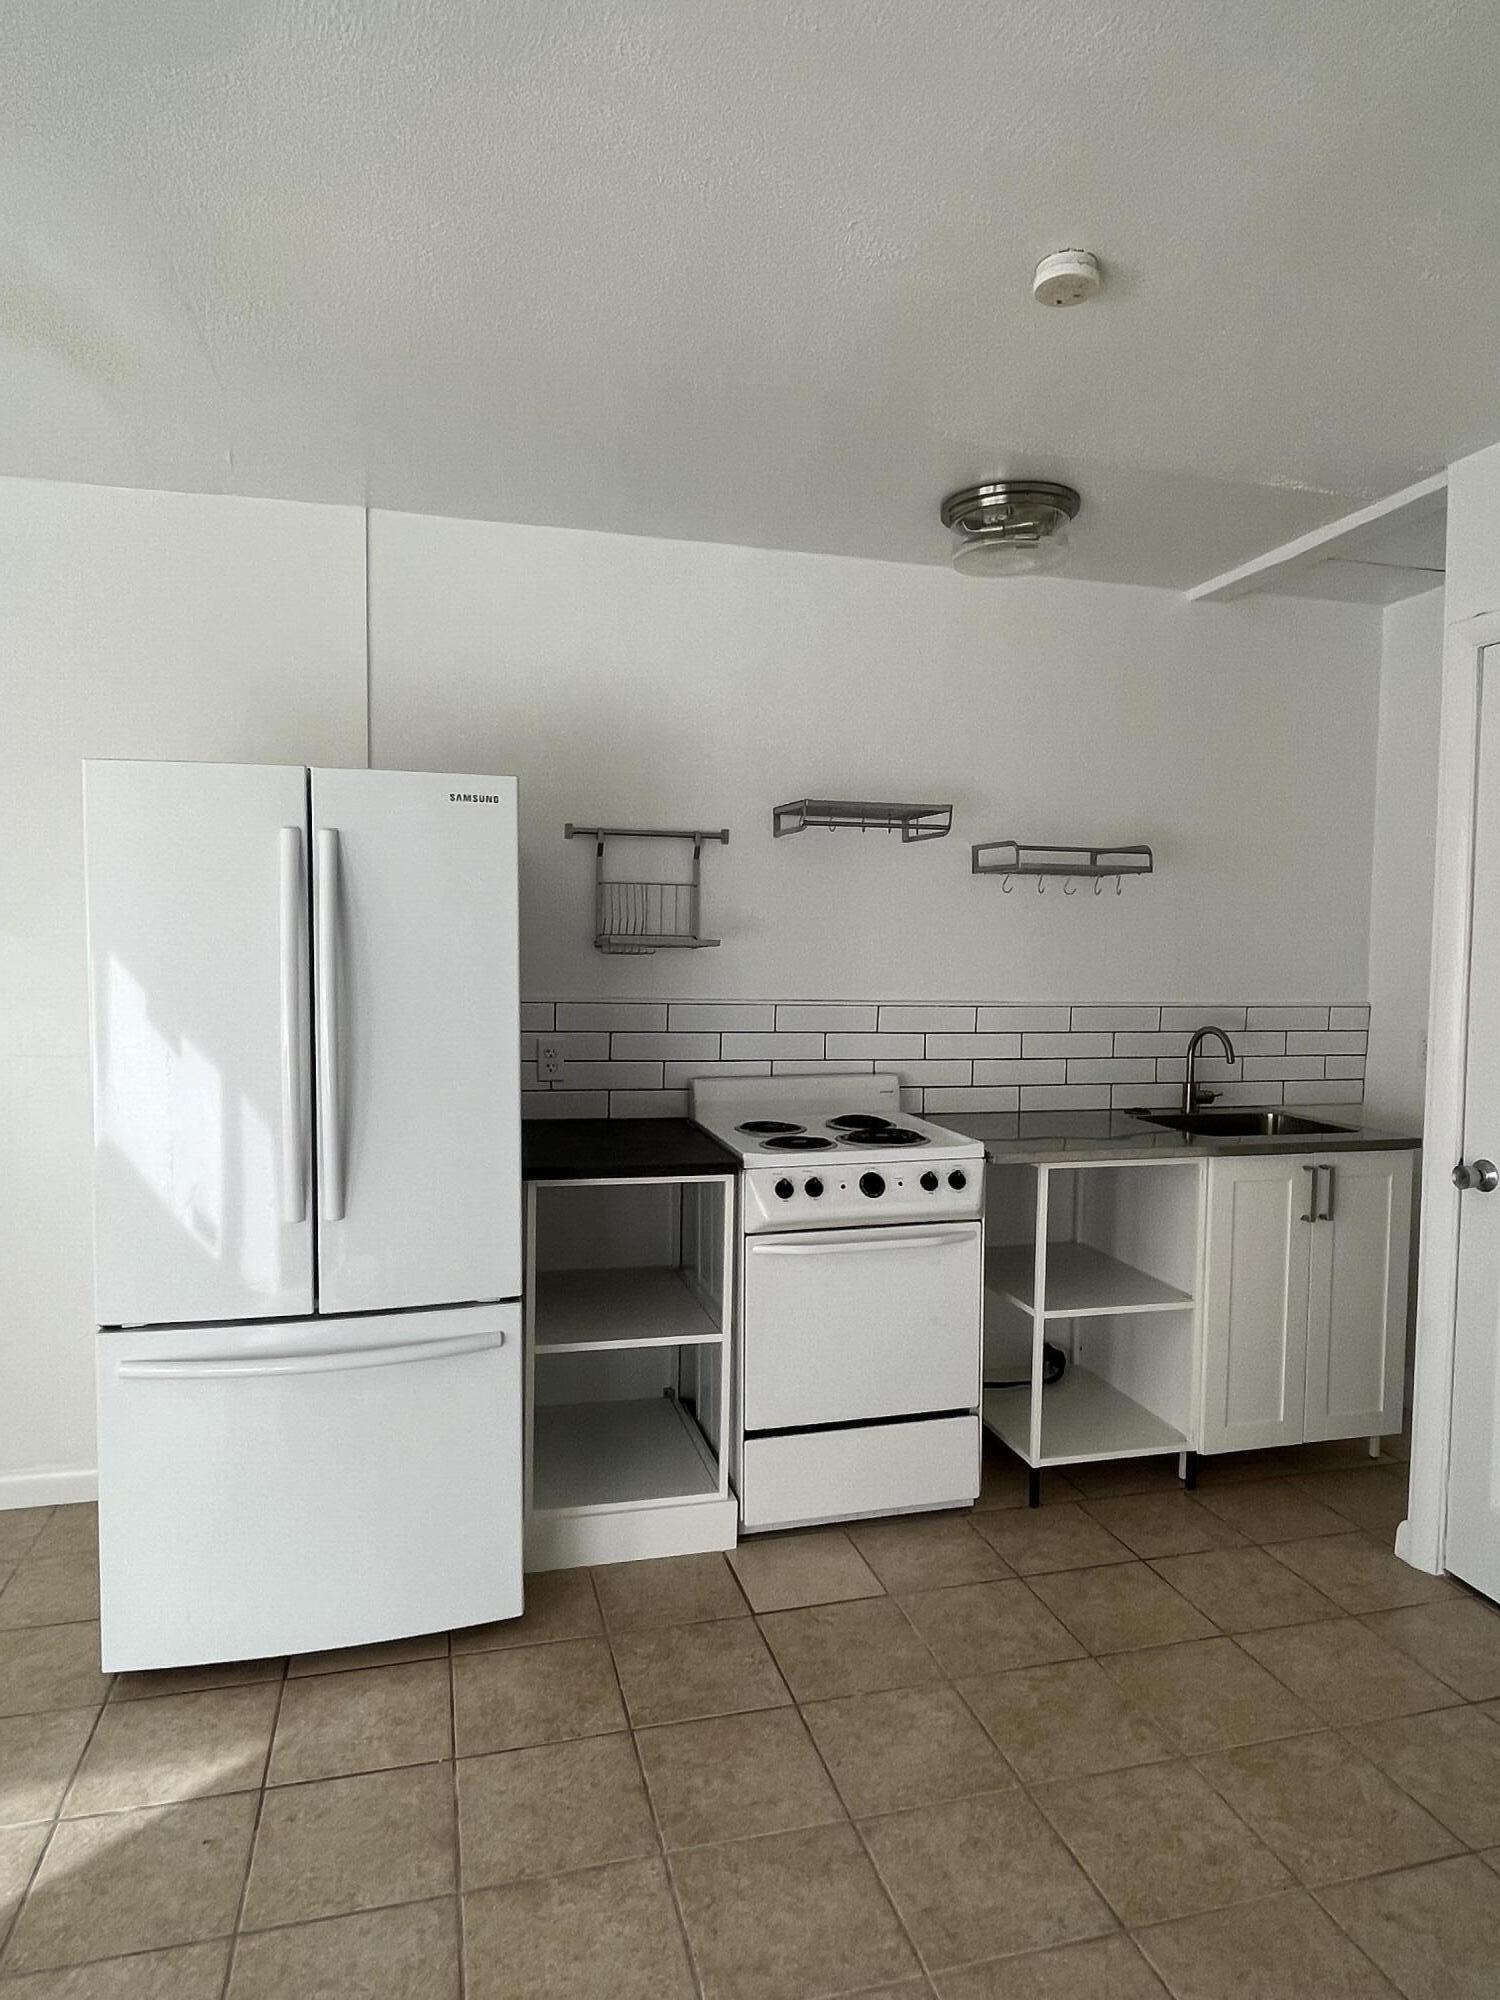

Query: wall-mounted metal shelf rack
left=565, top=824, right=729, bottom=954
left=972, top=841, right=1154, bottom=881
left=773, top=798, right=953, bottom=842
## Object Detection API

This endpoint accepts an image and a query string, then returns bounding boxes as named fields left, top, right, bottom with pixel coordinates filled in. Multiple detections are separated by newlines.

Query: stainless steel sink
left=1137, top=1109, right=1349, bottom=1138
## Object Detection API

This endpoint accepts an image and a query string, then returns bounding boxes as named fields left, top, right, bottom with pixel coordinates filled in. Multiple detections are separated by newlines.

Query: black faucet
left=1183, top=1025, right=1236, bottom=1117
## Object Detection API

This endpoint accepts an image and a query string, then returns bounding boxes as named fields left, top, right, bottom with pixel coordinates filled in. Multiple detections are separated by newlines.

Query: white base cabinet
left=1200, top=1151, right=1412, bottom=1454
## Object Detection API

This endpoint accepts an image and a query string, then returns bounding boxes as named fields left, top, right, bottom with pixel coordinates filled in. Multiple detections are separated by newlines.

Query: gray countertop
left=942, top=1104, right=1421, bottom=1166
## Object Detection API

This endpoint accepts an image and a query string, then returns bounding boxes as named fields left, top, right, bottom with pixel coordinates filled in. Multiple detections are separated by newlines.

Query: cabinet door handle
left=1300, top=1162, right=1317, bottom=1223
left=1318, top=1163, right=1335, bottom=1222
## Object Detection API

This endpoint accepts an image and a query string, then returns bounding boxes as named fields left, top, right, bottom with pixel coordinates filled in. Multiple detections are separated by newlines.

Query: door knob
left=1453, top=1159, right=1500, bottom=1192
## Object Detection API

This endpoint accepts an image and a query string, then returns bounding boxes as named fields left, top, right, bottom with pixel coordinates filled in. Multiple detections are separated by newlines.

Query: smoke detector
left=1033, top=250, right=1102, bottom=307
left=940, top=481, right=1082, bottom=577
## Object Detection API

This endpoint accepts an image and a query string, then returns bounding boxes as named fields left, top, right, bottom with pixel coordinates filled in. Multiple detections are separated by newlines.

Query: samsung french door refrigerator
left=84, top=761, right=523, bottom=1671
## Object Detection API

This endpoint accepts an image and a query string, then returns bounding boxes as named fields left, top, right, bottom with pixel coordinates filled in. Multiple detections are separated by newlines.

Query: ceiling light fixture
left=940, top=481, right=1082, bottom=577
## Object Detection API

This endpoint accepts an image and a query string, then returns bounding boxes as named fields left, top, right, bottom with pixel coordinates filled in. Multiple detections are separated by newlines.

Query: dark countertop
left=943, top=1105, right=1421, bottom=1166
left=522, top=1117, right=739, bottom=1182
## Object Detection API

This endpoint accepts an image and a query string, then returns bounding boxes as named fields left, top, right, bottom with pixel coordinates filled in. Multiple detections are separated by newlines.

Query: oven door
left=742, top=1221, right=982, bottom=1430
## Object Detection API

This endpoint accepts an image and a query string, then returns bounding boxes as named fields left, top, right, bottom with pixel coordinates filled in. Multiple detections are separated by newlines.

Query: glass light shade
left=950, top=514, right=1071, bottom=576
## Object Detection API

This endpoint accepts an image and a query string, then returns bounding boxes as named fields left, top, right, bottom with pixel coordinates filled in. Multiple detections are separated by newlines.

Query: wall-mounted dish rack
left=773, top=798, right=953, bottom=842
left=565, top=824, right=729, bottom=954
left=972, top=840, right=1153, bottom=890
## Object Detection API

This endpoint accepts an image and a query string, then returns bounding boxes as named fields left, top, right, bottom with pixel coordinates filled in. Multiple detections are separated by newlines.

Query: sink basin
left=1137, top=1109, right=1350, bottom=1138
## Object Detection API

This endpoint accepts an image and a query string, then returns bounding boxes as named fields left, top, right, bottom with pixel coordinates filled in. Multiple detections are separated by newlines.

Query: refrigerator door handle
left=116, top=1329, right=504, bottom=1381
left=278, top=826, right=308, bottom=1223
left=316, top=826, right=346, bottom=1222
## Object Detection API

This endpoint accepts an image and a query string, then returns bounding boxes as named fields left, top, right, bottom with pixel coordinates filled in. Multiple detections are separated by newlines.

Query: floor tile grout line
left=217, top=1657, right=290, bottom=2000
left=0, top=1668, right=114, bottom=1971
left=447, top=1647, right=467, bottom=2000
left=1308, top=1854, right=1496, bottom=1987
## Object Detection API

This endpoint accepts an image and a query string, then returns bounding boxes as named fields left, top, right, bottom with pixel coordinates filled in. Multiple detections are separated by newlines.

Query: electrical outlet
left=536, top=1037, right=564, bottom=1082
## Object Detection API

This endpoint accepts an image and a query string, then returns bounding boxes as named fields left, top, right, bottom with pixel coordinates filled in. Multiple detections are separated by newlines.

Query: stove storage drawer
left=739, top=1415, right=980, bottom=1531
left=741, top=1220, right=982, bottom=1430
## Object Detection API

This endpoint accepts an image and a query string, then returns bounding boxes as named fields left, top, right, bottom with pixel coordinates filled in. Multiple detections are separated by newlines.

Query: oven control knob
left=805, top=1177, right=824, bottom=1198
left=859, top=1171, right=886, bottom=1199
left=774, top=1178, right=795, bottom=1200
left=948, top=1170, right=968, bottom=1190
left=920, top=1170, right=939, bottom=1192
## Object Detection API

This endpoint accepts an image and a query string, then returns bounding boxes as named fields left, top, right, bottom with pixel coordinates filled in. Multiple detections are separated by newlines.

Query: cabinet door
left=1303, top=1152, right=1412, bottom=1442
left=1200, top=1156, right=1314, bottom=1452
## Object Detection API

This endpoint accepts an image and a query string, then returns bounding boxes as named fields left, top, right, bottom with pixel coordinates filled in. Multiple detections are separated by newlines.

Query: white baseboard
left=0, top=1467, right=98, bottom=1510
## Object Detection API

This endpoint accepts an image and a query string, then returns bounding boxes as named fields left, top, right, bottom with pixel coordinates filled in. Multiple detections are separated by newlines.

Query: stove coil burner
left=737, top=1120, right=804, bottom=1134
left=763, top=1134, right=836, bottom=1151
left=826, top=1114, right=895, bottom=1131
left=834, top=1124, right=929, bottom=1147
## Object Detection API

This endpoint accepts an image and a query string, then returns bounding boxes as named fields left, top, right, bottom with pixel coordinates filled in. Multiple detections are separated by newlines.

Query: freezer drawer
left=742, top=1222, right=982, bottom=1429
left=739, top=1416, right=980, bottom=1531
left=96, top=1304, right=522, bottom=1671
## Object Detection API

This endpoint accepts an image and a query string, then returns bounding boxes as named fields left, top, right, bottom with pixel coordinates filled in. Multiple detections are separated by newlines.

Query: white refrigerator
left=83, top=760, right=523, bottom=1671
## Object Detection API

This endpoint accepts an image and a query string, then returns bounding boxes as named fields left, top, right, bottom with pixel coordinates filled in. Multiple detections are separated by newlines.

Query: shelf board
left=534, top=1266, right=723, bottom=1352
left=982, top=1368, right=1186, bottom=1469
left=532, top=1396, right=719, bottom=1513
left=985, top=1241, right=1193, bottom=1319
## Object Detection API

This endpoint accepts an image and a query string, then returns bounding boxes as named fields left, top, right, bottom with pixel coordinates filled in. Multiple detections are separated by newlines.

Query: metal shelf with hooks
left=773, top=798, right=953, bottom=842
left=565, top=825, right=729, bottom=954
left=972, top=841, right=1154, bottom=894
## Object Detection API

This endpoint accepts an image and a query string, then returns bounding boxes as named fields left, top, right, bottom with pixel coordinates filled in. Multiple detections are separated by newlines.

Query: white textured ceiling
left=5, top=2, right=1499, bottom=585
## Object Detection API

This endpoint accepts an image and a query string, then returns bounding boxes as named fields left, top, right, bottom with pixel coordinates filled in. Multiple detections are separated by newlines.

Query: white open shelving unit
left=981, top=1157, right=1207, bottom=1500
left=524, top=1173, right=738, bottom=1569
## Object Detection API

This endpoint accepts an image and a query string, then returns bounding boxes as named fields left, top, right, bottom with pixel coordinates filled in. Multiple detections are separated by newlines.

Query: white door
left=741, top=1222, right=981, bottom=1430
left=84, top=761, right=313, bottom=1326
left=96, top=1302, right=522, bottom=1669
left=1449, top=645, right=1500, bottom=1595
left=312, top=769, right=521, bottom=1313
left=1304, top=1152, right=1412, bottom=1442
left=1200, top=1156, right=1313, bottom=1452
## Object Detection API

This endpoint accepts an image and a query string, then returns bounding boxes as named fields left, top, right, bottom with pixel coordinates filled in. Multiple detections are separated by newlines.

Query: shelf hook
left=1001, top=873, right=1014, bottom=893
left=1062, top=876, right=1077, bottom=896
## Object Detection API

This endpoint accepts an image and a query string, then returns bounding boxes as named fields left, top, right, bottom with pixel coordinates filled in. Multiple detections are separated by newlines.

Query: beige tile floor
left=2, top=1437, right=1500, bottom=1997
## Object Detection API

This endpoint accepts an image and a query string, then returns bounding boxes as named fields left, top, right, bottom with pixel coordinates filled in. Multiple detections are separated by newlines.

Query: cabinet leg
left=1027, top=1469, right=1042, bottom=1509
left=1369, top=1434, right=1382, bottom=1459
left=1181, top=1451, right=1199, bottom=1492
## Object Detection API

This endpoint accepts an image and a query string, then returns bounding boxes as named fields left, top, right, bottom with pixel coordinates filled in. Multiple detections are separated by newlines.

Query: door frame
left=1400, top=607, right=1500, bottom=1574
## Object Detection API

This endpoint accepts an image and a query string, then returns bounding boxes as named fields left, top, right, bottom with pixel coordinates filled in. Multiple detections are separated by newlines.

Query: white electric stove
left=691, top=1075, right=985, bottom=1532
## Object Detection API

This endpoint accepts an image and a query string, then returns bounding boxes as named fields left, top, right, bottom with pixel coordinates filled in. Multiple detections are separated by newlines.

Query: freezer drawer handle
left=116, top=1329, right=504, bottom=1381
left=315, top=826, right=346, bottom=1222
left=278, top=826, right=308, bottom=1224
left=750, top=1231, right=967, bottom=1256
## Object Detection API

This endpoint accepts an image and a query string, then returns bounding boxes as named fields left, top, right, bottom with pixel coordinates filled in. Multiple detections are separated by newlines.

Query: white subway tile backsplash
left=1233, top=1032, right=1288, bottom=1056
left=1158, top=1006, right=1248, bottom=1032
left=558, top=1060, right=666, bottom=1090
left=611, top=1032, right=720, bottom=1059
left=722, top=1032, right=823, bottom=1059
left=519, top=1002, right=555, bottom=1032
left=1066, top=1058, right=1157, bottom=1084
left=521, top=1090, right=609, bottom=1119
left=1156, top=1057, right=1241, bottom=1083
left=529, top=1032, right=609, bottom=1061
left=925, top=1034, right=1023, bottom=1058
left=1113, top=1032, right=1195, bottom=1057
left=610, top=1089, right=690, bottom=1118
left=1020, top=1033, right=1113, bottom=1058
left=1285, top=1031, right=1369, bottom=1055
left=556, top=1002, right=669, bottom=1031
left=924, top=1086, right=1021, bottom=1112
left=668, top=1002, right=775, bottom=1032
left=775, top=1003, right=879, bottom=1032
left=878, top=1005, right=977, bottom=1032
left=1243, top=1055, right=1325, bottom=1081
left=1212, top=1082, right=1286, bottom=1105
left=1329, top=1005, right=1372, bottom=1030
left=976, top=1007, right=1070, bottom=1032
left=879, top=1059, right=972, bottom=1085
left=771, top=1057, right=875, bottom=1073
left=1246, top=1005, right=1331, bottom=1030
left=1020, top=1084, right=1112, bottom=1110
left=974, top=1059, right=1065, bottom=1086
left=1070, top=1006, right=1161, bottom=1031
left=1324, top=1054, right=1368, bottom=1080
left=663, top=1058, right=773, bottom=1084
left=1113, top=1082, right=1179, bottom=1108
left=1282, top=1079, right=1364, bottom=1105
left=824, top=1033, right=925, bottom=1058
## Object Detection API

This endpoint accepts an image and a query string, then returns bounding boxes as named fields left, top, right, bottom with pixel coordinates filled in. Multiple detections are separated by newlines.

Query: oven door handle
left=750, top=1231, right=969, bottom=1256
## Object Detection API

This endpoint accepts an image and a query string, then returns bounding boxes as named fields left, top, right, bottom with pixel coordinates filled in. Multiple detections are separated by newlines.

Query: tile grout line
left=446, top=1635, right=467, bottom=2000
left=0, top=1658, right=114, bottom=1973
left=217, top=1657, right=290, bottom=2000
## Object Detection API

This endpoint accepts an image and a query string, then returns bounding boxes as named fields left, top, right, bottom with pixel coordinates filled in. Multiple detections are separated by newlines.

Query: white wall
left=1364, top=588, right=1445, bottom=1129
left=1, top=479, right=366, bottom=1504
left=369, top=511, right=1383, bottom=1002
left=1444, top=441, right=1500, bottom=624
